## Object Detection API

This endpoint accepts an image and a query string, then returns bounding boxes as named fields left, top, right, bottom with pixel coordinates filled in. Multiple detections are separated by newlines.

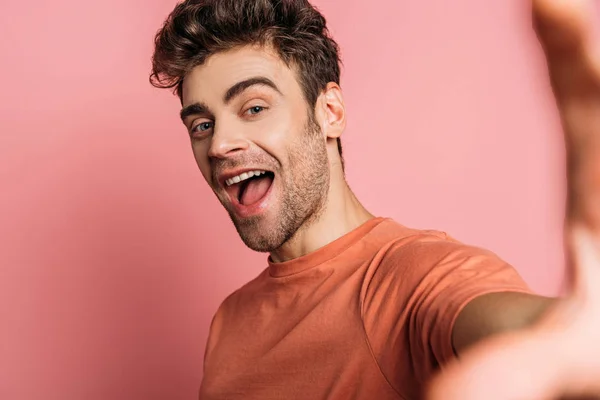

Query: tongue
left=240, top=175, right=273, bottom=206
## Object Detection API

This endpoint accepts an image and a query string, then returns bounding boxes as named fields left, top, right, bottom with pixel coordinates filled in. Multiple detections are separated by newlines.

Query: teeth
left=225, top=170, right=268, bottom=186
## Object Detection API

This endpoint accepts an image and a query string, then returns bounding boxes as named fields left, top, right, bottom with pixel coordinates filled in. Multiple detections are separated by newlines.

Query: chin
left=238, top=229, right=285, bottom=253
left=230, top=211, right=286, bottom=253
left=240, top=237, right=280, bottom=253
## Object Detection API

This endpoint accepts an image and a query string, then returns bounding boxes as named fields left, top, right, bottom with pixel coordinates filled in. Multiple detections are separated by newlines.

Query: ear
left=314, top=82, right=346, bottom=140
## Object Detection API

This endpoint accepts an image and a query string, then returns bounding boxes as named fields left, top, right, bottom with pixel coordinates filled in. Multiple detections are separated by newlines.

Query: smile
left=221, top=169, right=276, bottom=217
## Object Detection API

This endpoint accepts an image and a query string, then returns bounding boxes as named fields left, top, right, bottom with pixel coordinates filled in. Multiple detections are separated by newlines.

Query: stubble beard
left=232, top=118, right=330, bottom=252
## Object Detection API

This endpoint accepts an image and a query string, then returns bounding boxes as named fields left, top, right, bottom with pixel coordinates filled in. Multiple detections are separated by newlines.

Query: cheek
left=192, top=144, right=212, bottom=183
left=256, top=113, right=300, bottom=153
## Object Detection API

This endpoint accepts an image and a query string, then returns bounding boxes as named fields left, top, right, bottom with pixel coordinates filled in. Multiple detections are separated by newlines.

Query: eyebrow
left=223, top=76, right=282, bottom=104
left=179, top=76, right=282, bottom=124
left=180, top=102, right=213, bottom=123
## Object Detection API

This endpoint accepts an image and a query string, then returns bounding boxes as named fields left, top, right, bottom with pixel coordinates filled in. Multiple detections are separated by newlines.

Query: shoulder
left=360, top=221, right=530, bottom=314
left=367, top=220, right=516, bottom=283
left=206, top=267, right=270, bottom=335
left=215, top=267, right=270, bottom=315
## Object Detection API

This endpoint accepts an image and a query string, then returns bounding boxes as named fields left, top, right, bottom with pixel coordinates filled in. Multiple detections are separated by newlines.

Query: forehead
left=181, top=45, right=300, bottom=107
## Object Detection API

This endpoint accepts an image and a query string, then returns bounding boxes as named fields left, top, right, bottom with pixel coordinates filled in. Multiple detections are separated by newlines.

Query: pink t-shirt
left=200, top=217, right=531, bottom=399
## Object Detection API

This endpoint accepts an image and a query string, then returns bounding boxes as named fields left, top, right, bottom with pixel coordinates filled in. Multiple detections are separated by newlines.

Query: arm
left=428, top=1, right=600, bottom=398
left=452, top=292, right=557, bottom=355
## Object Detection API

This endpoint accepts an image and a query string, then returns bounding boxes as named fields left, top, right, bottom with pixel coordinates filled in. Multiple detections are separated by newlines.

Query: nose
left=207, top=124, right=249, bottom=159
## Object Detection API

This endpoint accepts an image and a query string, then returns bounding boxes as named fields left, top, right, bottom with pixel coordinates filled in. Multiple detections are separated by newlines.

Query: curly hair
left=150, top=0, right=344, bottom=163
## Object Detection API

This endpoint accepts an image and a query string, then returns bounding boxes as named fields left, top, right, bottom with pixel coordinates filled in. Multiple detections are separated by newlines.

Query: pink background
left=0, top=0, right=566, bottom=399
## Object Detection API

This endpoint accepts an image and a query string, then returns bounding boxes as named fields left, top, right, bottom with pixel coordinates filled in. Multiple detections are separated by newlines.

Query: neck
left=270, top=169, right=374, bottom=263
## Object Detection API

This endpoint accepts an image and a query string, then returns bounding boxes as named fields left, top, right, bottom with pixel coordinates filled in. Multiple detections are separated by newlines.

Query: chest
left=199, top=276, right=401, bottom=400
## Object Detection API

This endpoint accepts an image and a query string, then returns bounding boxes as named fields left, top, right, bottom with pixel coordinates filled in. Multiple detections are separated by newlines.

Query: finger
left=533, top=0, right=592, bottom=52
left=565, top=138, right=600, bottom=235
left=533, top=0, right=600, bottom=99
left=426, top=333, right=565, bottom=400
left=533, top=1, right=600, bottom=231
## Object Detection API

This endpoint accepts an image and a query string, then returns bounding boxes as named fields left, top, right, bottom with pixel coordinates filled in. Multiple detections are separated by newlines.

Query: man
left=150, top=0, right=600, bottom=399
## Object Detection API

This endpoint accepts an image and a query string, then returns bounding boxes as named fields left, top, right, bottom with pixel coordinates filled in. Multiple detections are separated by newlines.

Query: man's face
left=180, top=45, right=330, bottom=252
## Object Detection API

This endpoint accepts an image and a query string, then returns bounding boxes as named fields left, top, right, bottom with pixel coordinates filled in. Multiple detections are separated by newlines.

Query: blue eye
left=248, top=106, right=264, bottom=115
left=193, top=121, right=213, bottom=132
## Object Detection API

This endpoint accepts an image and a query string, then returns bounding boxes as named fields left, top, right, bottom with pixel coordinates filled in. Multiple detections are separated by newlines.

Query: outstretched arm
left=452, top=291, right=556, bottom=355
left=429, top=0, right=600, bottom=398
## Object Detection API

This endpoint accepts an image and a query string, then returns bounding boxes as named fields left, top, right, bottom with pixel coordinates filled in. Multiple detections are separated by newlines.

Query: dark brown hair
left=150, top=0, right=344, bottom=164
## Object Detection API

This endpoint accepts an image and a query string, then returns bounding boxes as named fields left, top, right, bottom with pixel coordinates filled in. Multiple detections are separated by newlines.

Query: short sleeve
left=361, top=234, right=532, bottom=395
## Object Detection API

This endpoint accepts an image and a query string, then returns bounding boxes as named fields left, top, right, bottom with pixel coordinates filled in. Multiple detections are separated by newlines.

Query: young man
left=151, top=0, right=600, bottom=399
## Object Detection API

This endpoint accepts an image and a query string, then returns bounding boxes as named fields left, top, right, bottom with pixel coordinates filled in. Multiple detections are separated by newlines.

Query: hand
left=427, top=0, right=600, bottom=399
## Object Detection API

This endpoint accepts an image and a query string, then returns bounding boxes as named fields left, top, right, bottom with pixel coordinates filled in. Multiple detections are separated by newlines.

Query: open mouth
left=224, top=170, right=275, bottom=208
